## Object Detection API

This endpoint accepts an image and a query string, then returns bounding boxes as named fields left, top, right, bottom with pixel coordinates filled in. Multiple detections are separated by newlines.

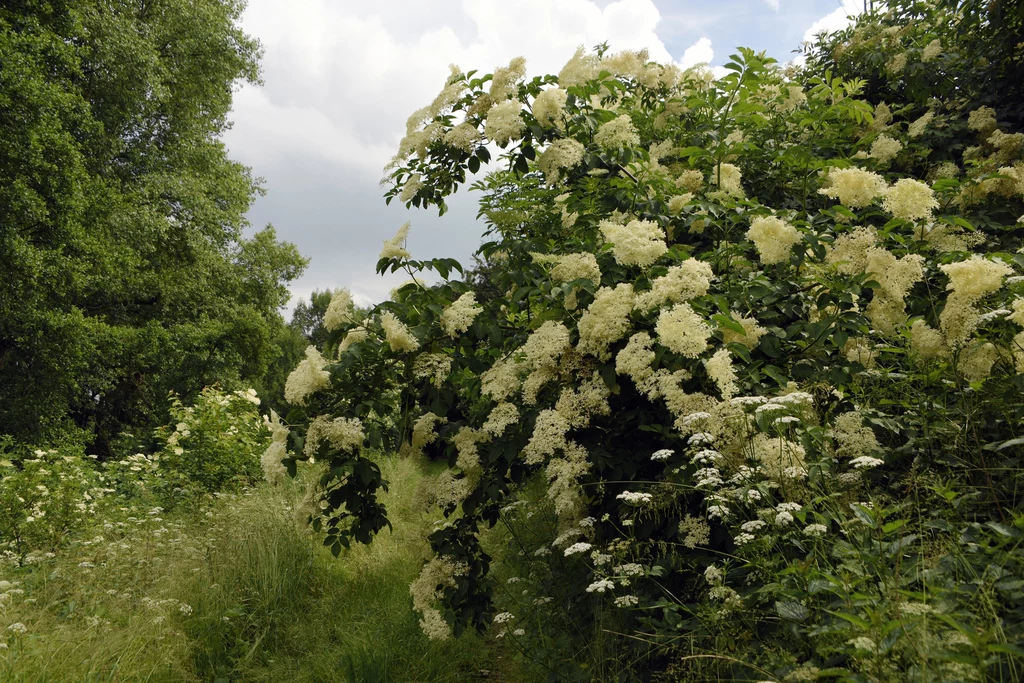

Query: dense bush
left=264, top=0, right=1024, bottom=679
left=156, top=386, right=269, bottom=502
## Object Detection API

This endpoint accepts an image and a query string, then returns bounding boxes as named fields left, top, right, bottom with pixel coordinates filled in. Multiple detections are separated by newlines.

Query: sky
left=221, top=0, right=863, bottom=313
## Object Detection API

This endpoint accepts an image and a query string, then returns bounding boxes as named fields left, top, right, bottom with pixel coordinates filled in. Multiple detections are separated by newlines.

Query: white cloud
left=223, top=0, right=730, bottom=310
left=802, top=0, right=862, bottom=45
left=679, top=36, right=714, bottom=69
left=763, top=0, right=780, bottom=11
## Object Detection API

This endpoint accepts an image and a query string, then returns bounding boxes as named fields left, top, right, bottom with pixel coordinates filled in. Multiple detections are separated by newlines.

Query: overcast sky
left=221, top=0, right=862, bottom=313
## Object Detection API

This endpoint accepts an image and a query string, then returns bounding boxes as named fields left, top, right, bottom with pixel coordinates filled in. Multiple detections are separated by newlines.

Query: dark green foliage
left=0, top=0, right=307, bottom=451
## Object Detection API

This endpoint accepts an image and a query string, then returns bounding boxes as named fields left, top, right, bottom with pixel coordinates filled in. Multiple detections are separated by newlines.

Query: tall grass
left=1, top=455, right=525, bottom=682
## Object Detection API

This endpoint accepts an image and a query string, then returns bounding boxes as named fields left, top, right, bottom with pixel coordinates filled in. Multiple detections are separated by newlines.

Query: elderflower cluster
left=747, top=216, right=802, bottom=265
left=577, top=284, right=635, bottom=360
left=440, top=292, right=483, bottom=337
left=882, top=178, right=938, bottom=221
left=380, top=222, right=411, bottom=260
left=908, top=110, right=934, bottom=138
left=305, top=415, right=365, bottom=458
left=656, top=303, right=712, bottom=358
left=443, top=122, right=479, bottom=152
left=284, top=346, right=331, bottom=406
left=486, top=100, right=525, bottom=146
left=865, top=247, right=925, bottom=334
left=831, top=412, right=881, bottom=460
left=599, top=219, right=668, bottom=267
left=615, top=332, right=656, bottom=384
left=676, top=169, right=704, bottom=193
left=704, top=348, right=738, bottom=399
left=818, top=168, right=887, bottom=208
left=537, top=138, right=585, bottom=183
left=870, top=135, right=903, bottom=164
left=825, top=226, right=877, bottom=274
left=719, top=313, right=767, bottom=349
left=531, top=252, right=601, bottom=285
left=635, top=259, right=714, bottom=310
left=324, top=289, right=355, bottom=332
left=594, top=114, right=640, bottom=149
left=413, top=353, right=452, bottom=388
left=380, top=311, right=419, bottom=352
left=410, top=556, right=469, bottom=640
left=921, top=38, right=942, bottom=62
left=260, top=410, right=289, bottom=485
left=411, top=412, right=447, bottom=455
left=532, top=87, right=567, bottom=128
left=711, top=163, right=744, bottom=197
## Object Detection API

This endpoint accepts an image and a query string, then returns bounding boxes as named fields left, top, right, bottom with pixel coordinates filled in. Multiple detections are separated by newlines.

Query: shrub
left=0, top=438, right=105, bottom=561
left=156, top=386, right=269, bottom=503
left=268, top=1, right=1024, bottom=678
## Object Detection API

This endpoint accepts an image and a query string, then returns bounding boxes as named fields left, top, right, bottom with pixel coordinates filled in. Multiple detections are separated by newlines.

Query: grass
left=0, top=455, right=526, bottom=682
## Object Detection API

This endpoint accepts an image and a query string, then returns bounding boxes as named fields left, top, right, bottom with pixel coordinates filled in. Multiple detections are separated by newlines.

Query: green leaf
left=600, top=364, right=617, bottom=391
left=775, top=600, right=809, bottom=621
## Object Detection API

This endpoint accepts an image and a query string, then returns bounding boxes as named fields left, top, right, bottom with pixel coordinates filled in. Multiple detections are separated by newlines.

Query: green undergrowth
left=1, top=455, right=523, bottom=682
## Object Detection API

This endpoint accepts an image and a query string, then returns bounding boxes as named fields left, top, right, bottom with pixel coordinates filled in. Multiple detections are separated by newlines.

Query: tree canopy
left=0, top=0, right=306, bottom=451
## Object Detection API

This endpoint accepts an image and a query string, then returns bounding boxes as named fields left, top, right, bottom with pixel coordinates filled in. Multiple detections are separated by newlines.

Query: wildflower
left=775, top=511, right=794, bottom=526
left=704, top=565, right=724, bottom=585
left=6, top=623, right=26, bottom=634
left=692, top=449, right=721, bottom=465
left=803, top=523, right=828, bottom=537
left=493, top=611, right=515, bottom=623
left=380, top=222, right=411, bottom=259
left=651, top=448, right=674, bottom=461
left=747, top=216, right=802, bottom=265
left=586, top=579, right=615, bottom=593
left=564, top=542, right=593, bottom=556
left=616, top=491, right=653, bottom=505
left=614, top=595, right=639, bottom=607
left=734, top=532, right=757, bottom=545
left=440, top=292, right=483, bottom=337
left=741, top=520, right=767, bottom=533
left=689, top=432, right=715, bottom=446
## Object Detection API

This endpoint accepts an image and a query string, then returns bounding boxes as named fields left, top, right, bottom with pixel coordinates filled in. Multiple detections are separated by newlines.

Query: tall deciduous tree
left=0, top=0, right=307, bottom=452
